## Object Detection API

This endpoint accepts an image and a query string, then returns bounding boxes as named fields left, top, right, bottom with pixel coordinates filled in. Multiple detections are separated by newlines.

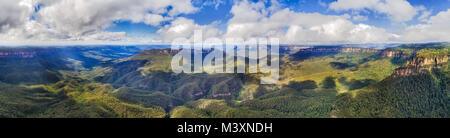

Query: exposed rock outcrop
left=341, top=47, right=379, bottom=53
left=393, top=66, right=435, bottom=77
left=380, top=50, right=410, bottom=59
left=295, top=46, right=379, bottom=53
left=392, top=54, right=448, bottom=77
left=406, top=56, right=448, bottom=66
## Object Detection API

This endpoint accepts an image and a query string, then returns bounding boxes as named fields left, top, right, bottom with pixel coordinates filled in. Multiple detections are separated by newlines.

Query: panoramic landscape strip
left=0, top=0, right=449, bottom=120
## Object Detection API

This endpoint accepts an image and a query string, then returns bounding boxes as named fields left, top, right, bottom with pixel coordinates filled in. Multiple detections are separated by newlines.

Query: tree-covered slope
left=335, top=45, right=449, bottom=118
left=0, top=43, right=448, bottom=118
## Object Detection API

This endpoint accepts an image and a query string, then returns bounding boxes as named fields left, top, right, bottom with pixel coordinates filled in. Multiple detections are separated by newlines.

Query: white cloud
left=143, top=14, right=172, bottom=27
left=329, top=0, right=419, bottom=23
left=318, top=0, right=327, bottom=7
left=223, top=0, right=395, bottom=44
left=157, top=17, right=222, bottom=43
left=0, top=0, right=449, bottom=45
left=353, top=15, right=369, bottom=21
left=0, top=0, right=36, bottom=32
left=201, top=0, right=225, bottom=10
left=285, top=19, right=394, bottom=44
left=0, top=0, right=198, bottom=45
left=36, top=0, right=197, bottom=39
left=418, top=10, right=432, bottom=22
left=399, top=9, right=450, bottom=42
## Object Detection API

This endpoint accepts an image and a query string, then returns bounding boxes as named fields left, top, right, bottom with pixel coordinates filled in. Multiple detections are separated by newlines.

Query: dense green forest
left=0, top=44, right=448, bottom=118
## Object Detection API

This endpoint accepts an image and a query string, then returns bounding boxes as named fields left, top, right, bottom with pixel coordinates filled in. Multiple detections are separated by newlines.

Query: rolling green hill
left=0, top=43, right=448, bottom=118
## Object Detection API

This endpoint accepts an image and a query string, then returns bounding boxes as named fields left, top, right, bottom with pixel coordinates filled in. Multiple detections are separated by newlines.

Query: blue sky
left=106, top=0, right=450, bottom=37
left=0, top=0, right=449, bottom=45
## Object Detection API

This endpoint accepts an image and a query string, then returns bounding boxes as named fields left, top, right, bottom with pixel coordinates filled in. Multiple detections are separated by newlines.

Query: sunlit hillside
left=0, top=43, right=448, bottom=118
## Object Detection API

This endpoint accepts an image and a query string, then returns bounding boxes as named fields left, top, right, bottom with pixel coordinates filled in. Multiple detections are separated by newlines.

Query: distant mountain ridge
left=0, top=43, right=448, bottom=118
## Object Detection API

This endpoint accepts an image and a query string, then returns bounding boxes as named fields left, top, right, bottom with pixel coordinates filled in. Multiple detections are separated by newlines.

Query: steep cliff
left=392, top=48, right=449, bottom=77
left=291, top=46, right=379, bottom=61
left=380, top=50, right=410, bottom=58
left=295, top=46, right=378, bottom=53
left=335, top=46, right=450, bottom=118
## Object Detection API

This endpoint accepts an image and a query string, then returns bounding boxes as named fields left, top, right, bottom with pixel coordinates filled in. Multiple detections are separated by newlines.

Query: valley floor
left=0, top=44, right=449, bottom=118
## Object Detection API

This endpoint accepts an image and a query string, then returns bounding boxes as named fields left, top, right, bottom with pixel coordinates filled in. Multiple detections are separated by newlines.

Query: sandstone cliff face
left=142, top=46, right=380, bottom=56
left=341, top=47, right=379, bottom=53
left=393, top=66, right=435, bottom=77
left=406, top=56, right=448, bottom=66
left=296, top=47, right=379, bottom=53
left=393, top=54, right=448, bottom=77
left=380, top=50, right=410, bottom=59
left=280, top=46, right=309, bottom=54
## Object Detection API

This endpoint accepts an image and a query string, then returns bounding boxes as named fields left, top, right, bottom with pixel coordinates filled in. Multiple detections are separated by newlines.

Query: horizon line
left=0, top=42, right=448, bottom=47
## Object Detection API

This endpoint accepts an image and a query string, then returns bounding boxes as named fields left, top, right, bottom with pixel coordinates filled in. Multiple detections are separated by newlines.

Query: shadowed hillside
left=0, top=43, right=448, bottom=118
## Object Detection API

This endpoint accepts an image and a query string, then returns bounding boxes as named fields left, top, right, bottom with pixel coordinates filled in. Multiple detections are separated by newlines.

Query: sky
left=0, top=0, right=449, bottom=45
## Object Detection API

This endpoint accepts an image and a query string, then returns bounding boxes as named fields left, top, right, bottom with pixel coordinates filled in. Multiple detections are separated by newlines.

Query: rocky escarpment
left=380, top=50, right=411, bottom=59
left=341, top=47, right=379, bottom=53
left=392, top=54, right=448, bottom=77
left=291, top=46, right=380, bottom=61
left=296, top=46, right=379, bottom=53
left=406, top=56, right=448, bottom=66
left=280, top=46, right=309, bottom=54
left=393, top=66, right=434, bottom=77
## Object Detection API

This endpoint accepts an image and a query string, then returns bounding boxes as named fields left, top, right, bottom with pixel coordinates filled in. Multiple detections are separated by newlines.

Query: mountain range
left=0, top=43, right=448, bottom=118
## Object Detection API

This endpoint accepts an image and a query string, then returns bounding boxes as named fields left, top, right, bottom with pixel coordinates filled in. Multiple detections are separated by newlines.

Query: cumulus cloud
left=200, top=0, right=225, bottom=10
left=0, top=0, right=36, bottom=32
left=0, top=0, right=449, bottom=45
left=157, top=17, right=222, bottom=43
left=398, top=9, right=450, bottom=42
left=351, top=15, right=369, bottom=21
left=222, top=0, right=395, bottom=44
left=0, top=0, right=197, bottom=44
left=418, top=10, right=432, bottom=22
left=329, top=0, right=419, bottom=23
left=157, top=0, right=396, bottom=44
left=37, top=0, right=196, bottom=39
left=318, top=0, right=327, bottom=7
left=284, top=19, right=394, bottom=44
